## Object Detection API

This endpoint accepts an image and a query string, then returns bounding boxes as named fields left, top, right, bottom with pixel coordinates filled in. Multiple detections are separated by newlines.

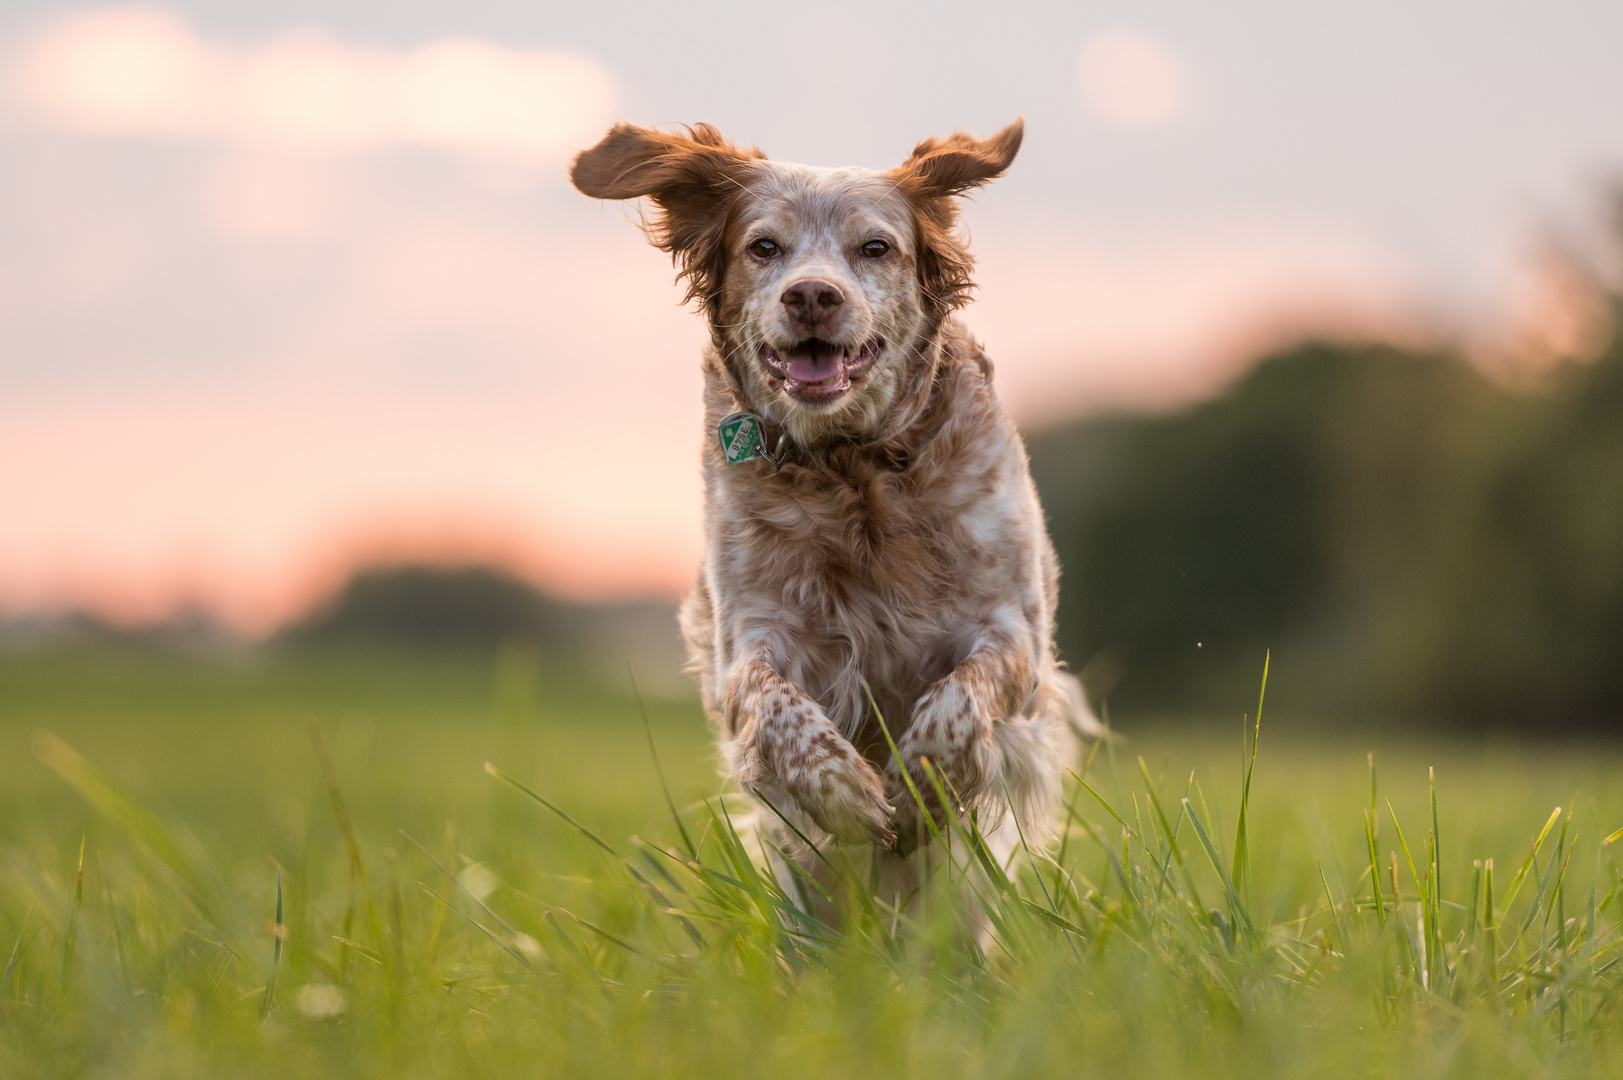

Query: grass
left=2, top=642, right=1622, bottom=1078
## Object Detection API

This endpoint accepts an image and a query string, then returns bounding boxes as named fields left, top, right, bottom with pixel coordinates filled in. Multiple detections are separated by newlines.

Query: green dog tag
left=718, top=412, right=767, bottom=464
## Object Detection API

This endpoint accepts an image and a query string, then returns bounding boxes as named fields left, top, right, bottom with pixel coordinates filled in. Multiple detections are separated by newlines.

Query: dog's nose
left=780, top=278, right=845, bottom=328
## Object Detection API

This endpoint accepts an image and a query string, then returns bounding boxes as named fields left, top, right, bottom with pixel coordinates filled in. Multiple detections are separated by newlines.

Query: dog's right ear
left=571, top=123, right=758, bottom=200
left=571, top=123, right=764, bottom=314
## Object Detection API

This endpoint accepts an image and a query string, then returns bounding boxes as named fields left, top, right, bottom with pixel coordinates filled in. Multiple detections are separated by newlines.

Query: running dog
left=570, top=119, right=1096, bottom=870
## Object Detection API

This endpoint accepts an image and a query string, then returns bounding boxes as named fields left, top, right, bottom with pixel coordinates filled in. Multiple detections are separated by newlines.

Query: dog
left=570, top=119, right=1097, bottom=882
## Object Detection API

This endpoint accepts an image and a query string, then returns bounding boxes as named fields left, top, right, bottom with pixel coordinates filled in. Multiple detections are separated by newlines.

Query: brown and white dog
left=571, top=120, right=1096, bottom=873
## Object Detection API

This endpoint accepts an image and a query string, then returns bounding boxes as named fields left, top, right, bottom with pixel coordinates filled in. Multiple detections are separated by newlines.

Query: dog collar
left=718, top=411, right=789, bottom=469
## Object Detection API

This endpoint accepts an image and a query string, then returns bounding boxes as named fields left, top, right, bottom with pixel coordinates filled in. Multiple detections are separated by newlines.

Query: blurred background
left=2, top=0, right=1621, bottom=731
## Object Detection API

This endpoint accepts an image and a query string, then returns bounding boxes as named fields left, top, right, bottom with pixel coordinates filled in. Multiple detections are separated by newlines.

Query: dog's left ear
left=893, top=119, right=1023, bottom=199
left=888, top=120, right=1023, bottom=316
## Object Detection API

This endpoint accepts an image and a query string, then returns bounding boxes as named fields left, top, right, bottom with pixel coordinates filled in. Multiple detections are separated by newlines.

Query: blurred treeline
left=10, top=270, right=1622, bottom=738
left=278, top=565, right=689, bottom=690
left=1028, top=289, right=1623, bottom=731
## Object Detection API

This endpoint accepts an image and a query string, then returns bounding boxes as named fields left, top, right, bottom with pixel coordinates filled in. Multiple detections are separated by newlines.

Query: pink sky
left=0, top=6, right=1615, bottom=633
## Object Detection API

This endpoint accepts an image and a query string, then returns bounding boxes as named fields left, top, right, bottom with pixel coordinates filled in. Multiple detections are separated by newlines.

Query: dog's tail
left=988, top=670, right=1105, bottom=848
left=1057, top=670, right=1107, bottom=741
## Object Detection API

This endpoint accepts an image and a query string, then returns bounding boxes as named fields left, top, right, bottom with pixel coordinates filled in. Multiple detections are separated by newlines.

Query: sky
left=1, top=0, right=1620, bottom=632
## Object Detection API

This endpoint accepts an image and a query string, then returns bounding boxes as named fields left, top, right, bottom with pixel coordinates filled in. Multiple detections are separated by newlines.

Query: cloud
left=8, top=6, right=617, bottom=157
left=200, top=153, right=338, bottom=239
left=1077, top=30, right=1183, bottom=128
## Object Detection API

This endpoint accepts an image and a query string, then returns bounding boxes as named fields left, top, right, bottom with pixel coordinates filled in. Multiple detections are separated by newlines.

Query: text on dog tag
left=718, top=412, right=767, bottom=464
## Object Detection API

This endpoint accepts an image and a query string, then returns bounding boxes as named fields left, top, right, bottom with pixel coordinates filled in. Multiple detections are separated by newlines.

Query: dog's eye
left=748, top=238, right=781, bottom=259
left=861, top=239, right=890, bottom=258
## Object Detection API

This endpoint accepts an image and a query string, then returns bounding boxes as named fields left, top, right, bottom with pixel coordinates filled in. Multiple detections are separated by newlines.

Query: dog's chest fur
left=683, top=322, right=1054, bottom=764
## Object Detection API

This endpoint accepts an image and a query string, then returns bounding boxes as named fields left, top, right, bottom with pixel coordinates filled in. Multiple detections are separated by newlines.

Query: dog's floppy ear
left=571, top=122, right=760, bottom=200
left=887, top=119, right=1023, bottom=317
left=572, top=123, right=764, bottom=317
left=895, top=119, right=1023, bottom=199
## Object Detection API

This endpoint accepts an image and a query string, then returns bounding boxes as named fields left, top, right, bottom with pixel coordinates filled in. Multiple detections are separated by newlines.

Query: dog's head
left=570, top=121, right=1022, bottom=441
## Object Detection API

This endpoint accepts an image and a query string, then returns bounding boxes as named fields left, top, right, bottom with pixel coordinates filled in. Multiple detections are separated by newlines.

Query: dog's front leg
left=724, top=658, right=895, bottom=847
left=886, top=622, right=1036, bottom=851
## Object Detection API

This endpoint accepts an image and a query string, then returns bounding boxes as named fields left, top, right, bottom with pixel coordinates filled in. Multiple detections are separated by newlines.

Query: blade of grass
left=863, top=681, right=948, bottom=854
left=1183, top=797, right=1254, bottom=944
left=709, top=799, right=794, bottom=935
left=1430, top=767, right=1443, bottom=921
left=929, top=763, right=1028, bottom=922
left=1483, top=858, right=1498, bottom=992
left=1501, top=807, right=1564, bottom=915
left=1051, top=780, right=1087, bottom=902
left=485, top=762, right=622, bottom=858
left=1135, top=758, right=1205, bottom=919
left=1065, top=768, right=1141, bottom=842
left=1583, top=852, right=1601, bottom=964
left=1071, top=811, right=1139, bottom=911
left=553, top=907, right=682, bottom=972
left=5, top=901, right=34, bottom=998
left=1232, top=651, right=1268, bottom=905
left=630, top=664, right=696, bottom=860
left=1318, top=862, right=1345, bottom=952
left=628, top=842, right=709, bottom=948
left=332, top=936, right=384, bottom=965
left=1017, top=897, right=1091, bottom=938
left=1365, top=807, right=1386, bottom=927
left=486, top=756, right=691, bottom=935
left=1466, top=860, right=1482, bottom=941
left=260, top=868, right=283, bottom=1018
left=97, top=852, right=129, bottom=988
left=34, top=731, right=218, bottom=928
left=419, top=882, right=539, bottom=971
left=750, top=786, right=842, bottom=883
left=1520, top=812, right=1572, bottom=935
left=398, top=830, right=530, bottom=948
left=1365, top=753, right=1386, bottom=928
left=307, top=723, right=387, bottom=967
left=1386, top=798, right=1427, bottom=905
left=60, top=835, right=84, bottom=990
left=307, top=723, right=366, bottom=883
left=1002, top=780, right=1082, bottom=962
left=1002, top=780, right=1060, bottom=912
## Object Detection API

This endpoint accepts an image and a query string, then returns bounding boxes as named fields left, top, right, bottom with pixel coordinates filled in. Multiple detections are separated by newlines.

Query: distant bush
left=1029, top=300, right=1623, bottom=730
left=278, top=565, right=687, bottom=683
left=283, top=566, right=578, bottom=650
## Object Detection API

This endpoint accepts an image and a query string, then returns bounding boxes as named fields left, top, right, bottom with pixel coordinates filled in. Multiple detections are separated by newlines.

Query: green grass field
left=3, top=643, right=1621, bottom=1078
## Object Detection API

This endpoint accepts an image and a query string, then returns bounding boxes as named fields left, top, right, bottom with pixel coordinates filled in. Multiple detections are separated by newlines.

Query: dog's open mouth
left=758, top=338, right=882, bottom=404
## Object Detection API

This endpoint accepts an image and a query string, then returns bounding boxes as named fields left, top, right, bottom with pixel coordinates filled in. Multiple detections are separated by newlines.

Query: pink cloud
left=9, top=7, right=616, bottom=157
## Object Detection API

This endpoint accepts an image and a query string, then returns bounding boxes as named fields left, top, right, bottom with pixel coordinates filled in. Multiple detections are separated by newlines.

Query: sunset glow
left=0, top=3, right=1617, bottom=634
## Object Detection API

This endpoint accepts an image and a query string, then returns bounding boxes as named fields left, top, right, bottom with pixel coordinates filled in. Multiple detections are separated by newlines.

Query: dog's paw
left=746, top=708, right=895, bottom=847
left=783, top=738, right=895, bottom=847
left=884, top=680, right=997, bottom=850
left=730, top=664, right=896, bottom=847
left=756, top=734, right=889, bottom=851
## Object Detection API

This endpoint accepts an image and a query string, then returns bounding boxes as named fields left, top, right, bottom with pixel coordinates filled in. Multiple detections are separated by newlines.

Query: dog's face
left=719, top=166, right=924, bottom=432
left=571, top=122, right=1022, bottom=440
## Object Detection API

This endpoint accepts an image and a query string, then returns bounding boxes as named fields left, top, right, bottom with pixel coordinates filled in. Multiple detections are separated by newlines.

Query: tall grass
left=1, top=653, right=1620, bottom=1078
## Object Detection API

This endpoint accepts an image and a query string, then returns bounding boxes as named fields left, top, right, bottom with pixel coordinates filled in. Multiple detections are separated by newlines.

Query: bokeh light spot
left=1077, top=30, right=1183, bottom=128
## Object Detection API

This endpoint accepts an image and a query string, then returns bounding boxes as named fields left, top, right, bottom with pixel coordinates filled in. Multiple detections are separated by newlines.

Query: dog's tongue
left=786, top=343, right=844, bottom=383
